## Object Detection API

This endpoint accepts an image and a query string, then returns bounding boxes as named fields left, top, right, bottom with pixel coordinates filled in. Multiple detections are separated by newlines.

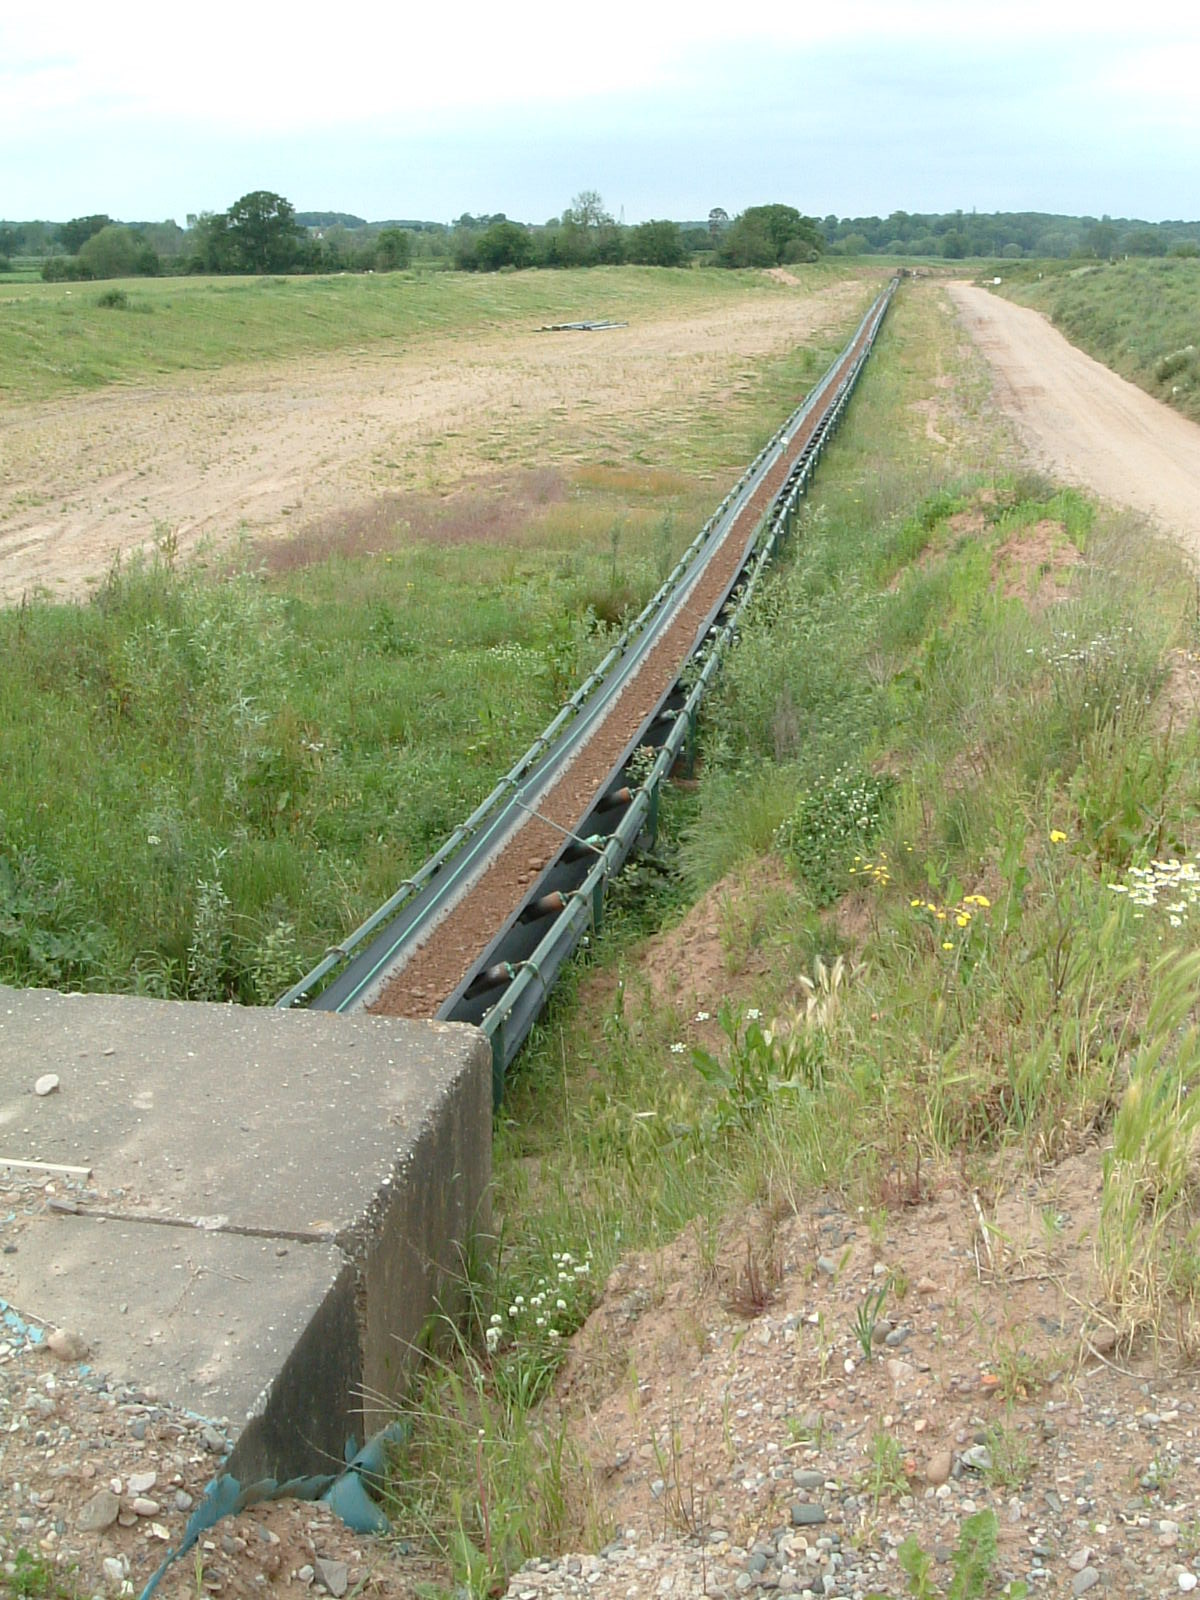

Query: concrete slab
left=0, top=988, right=492, bottom=1481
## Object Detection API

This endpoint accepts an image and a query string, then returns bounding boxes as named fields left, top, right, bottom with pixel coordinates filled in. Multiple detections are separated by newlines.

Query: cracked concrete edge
left=229, top=1025, right=494, bottom=1483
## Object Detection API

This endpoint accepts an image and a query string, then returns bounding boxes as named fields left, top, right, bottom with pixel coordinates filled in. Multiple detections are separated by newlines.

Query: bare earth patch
left=0, top=282, right=865, bottom=605
left=618, top=858, right=793, bottom=1023
left=528, top=1149, right=1200, bottom=1598
left=992, top=518, right=1082, bottom=608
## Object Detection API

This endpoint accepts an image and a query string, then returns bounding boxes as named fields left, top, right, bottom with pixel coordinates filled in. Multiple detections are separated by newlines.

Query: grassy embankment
left=998, top=256, right=1200, bottom=423
left=383, top=280, right=1200, bottom=1592
left=0, top=266, right=881, bottom=1000
left=0, top=262, right=854, bottom=404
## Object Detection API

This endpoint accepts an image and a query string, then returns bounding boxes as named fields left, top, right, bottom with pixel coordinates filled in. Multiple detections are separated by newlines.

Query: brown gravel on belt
left=371, top=327, right=873, bottom=1019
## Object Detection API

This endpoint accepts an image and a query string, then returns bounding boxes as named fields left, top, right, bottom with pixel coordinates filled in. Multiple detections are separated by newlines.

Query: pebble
left=1072, top=1568, right=1100, bottom=1596
left=925, top=1451, right=952, bottom=1486
left=131, top=1496, right=160, bottom=1516
left=961, top=1445, right=993, bottom=1472
left=47, top=1328, right=89, bottom=1362
left=34, top=1073, right=61, bottom=1096
left=76, top=1488, right=120, bottom=1533
left=1180, top=1576, right=1198, bottom=1594
left=1068, top=1548, right=1092, bottom=1572
left=127, top=1470, right=157, bottom=1495
left=790, top=1503, right=826, bottom=1527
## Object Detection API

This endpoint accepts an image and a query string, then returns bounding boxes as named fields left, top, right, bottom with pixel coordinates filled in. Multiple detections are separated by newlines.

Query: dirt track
left=949, top=281, right=1200, bottom=560
left=0, top=282, right=867, bottom=606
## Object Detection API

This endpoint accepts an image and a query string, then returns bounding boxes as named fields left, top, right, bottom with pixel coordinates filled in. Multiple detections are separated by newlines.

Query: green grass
left=999, top=257, right=1200, bottom=423
left=0, top=262, right=858, bottom=405
left=0, top=524, right=686, bottom=1000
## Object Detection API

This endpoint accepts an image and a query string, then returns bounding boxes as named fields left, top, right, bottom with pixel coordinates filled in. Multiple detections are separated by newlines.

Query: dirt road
left=0, top=282, right=866, bottom=606
left=949, top=282, right=1200, bottom=561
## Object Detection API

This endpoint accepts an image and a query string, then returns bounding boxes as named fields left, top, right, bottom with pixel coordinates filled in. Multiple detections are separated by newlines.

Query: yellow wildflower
left=956, top=913, right=970, bottom=927
left=1049, top=829, right=1067, bottom=844
left=942, top=940, right=954, bottom=950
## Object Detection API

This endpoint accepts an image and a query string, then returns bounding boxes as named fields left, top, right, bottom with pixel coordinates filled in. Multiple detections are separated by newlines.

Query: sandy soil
left=0, top=282, right=866, bottom=606
left=948, top=282, right=1200, bottom=560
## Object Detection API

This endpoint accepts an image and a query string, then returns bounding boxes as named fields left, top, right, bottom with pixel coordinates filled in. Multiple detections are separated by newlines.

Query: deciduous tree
left=374, top=228, right=412, bottom=271
left=627, top=220, right=686, bottom=267
left=225, top=191, right=302, bottom=273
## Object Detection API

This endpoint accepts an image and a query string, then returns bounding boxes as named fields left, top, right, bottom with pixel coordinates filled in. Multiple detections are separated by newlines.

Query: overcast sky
left=4, top=2, right=1199, bottom=226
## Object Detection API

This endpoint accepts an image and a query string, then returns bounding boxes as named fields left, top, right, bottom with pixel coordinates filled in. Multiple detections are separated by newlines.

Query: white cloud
left=6, top=2, right=1194, bottom=136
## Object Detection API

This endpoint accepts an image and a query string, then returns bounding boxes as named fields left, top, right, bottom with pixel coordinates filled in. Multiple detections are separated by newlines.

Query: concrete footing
left=0, top=988, right=492, bottom=1481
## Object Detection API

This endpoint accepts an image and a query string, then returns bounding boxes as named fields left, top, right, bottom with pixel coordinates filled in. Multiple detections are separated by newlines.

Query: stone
left=962, top=1445, right=993, bottom=1472
left=1072, top=1569, right=1100, bottom=1596
left=127, top=1471, right=157, bottom=1496
left=794, top=1471, right=825, bottom=1490
left=925, top=1451, right=953, bottom=1486
left=790, top=1504, right=826, bottom=1527
left=132, top=1497, right=160, bottom=1517
left=314, top=1557, right=349, bottom=1597
left=102, top=1556, right=127, bottom=1591
left=1180, top=1577, right=1198, bottom=1594
left=34, top=1074, right=60, bottom=1096
left=916, top=1276, right=938, bottom=1295
left=1067, top=1549, right=1092, bottom=1573
left=77, top=1489, right=120, bottom=1533
left=47, top=1328, right=89, bottom=1361
left=1086, top=1326, right=1117, bottom=1355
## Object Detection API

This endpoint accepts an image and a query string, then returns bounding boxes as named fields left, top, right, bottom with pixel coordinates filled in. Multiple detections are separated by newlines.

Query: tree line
left=4, top=195, right=1199, bottom=282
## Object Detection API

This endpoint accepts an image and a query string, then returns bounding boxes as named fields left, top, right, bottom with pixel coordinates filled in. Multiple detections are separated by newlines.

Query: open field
left=0, top=266, right=883, bottom=1001
left=0, top=266, right=878, bottom=603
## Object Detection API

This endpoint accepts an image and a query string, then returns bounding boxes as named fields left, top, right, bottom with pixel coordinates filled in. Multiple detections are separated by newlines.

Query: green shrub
left=775, top=766, right=897, bottom=904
